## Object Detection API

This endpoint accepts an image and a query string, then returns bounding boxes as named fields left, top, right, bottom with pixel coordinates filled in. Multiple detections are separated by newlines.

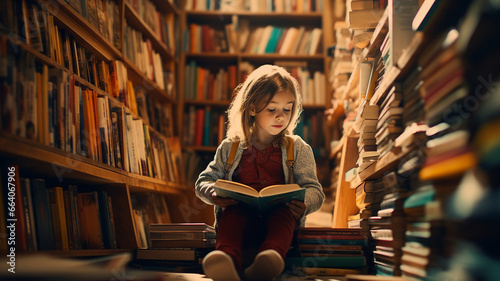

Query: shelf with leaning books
left=52, top=0, right=123, bottom=61
left=124, top=1, right=176, bottom=60
left=184, top=0, right=323, bottom=14
left=0, top=132, right=184, bottom=194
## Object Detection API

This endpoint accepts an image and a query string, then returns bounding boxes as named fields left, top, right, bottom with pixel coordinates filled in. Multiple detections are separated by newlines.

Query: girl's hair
left=226, top=64, right=303, bottom=147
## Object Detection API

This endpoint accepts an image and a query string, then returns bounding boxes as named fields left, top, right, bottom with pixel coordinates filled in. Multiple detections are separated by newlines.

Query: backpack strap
left=225, top=141, right=240, bottom=179
left=285, top=136, right=294, bottom=184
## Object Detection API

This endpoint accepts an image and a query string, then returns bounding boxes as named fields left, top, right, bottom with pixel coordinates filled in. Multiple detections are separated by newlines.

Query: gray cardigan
left=195, top=135, right=325, bottom=229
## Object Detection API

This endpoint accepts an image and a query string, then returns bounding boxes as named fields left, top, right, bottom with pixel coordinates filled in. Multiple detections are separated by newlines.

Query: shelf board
left=6, top=35, right=72, bottom=73
left=41, top=248, right=132, bottom=258
left=123, top=57, right=176, bottom=104
left=366, top=8, right=389, bottom=59
left=185, top=53, right=239, bottom=63
left=358, top=146, right=412, bottom=181
left=186, top=146, right=218, bottom=152
left=329, top=135, right=346, bottom=159
left=238, top=12, right=322, bottom=25
left=184, top=99, right=231, bottom=107
left=303, top=104, right=327, bottom=109
left=241, top=54, right=324, bottom=61
left=369, top=65, right=401, bottom=106
left=0, top=133, right=183, bottom=194
left=152, top=0, right=180, bottom=15
left=124, top=2, right=175, bottom=61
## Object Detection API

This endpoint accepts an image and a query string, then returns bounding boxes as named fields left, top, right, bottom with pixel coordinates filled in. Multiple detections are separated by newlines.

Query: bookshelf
left=328, top=0, right=500, bottom=279
left=178, top=0, right=335, bottom=160
left=0, top=0, right=191, bottom=257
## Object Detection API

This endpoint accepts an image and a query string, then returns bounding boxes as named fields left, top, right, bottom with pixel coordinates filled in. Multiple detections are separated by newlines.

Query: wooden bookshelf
left=179, top=1, right=334, bottom=157
left=0, top=0, right=188, bottom=257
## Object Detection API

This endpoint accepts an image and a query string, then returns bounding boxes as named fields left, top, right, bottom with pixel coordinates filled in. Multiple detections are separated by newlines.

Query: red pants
left=216, top=204, right=297, bottom=270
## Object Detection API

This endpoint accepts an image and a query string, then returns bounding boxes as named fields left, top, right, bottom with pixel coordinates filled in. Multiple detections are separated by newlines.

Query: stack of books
left=368, top=171, right=408, bottom=276
left=349, top=179, right=385, bottom=236
left=376, top=85, right=404, bottom=157
left=285, top=227, right=368, bottom=276
left=135, top=223, right=216, bottom=272
left=354, top=100, right=380, bottom=172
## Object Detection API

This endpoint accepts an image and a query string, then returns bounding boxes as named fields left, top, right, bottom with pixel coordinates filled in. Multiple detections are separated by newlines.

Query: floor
left=158, top=272, right=347, bottom=281
left=144, top=202, right=340, bottom=281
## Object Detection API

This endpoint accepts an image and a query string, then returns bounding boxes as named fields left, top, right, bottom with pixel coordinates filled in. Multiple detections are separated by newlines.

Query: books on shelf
left=213, top=179, right=305, bottom=215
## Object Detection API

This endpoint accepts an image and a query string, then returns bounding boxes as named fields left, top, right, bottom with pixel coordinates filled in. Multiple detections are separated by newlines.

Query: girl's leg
left=259, top=205, right=297, bottom=258
left=215, top=204, right=255, bottom=270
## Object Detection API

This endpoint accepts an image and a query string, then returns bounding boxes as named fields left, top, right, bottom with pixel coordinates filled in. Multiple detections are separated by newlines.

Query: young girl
left=195, top=64, right=325, bottom=280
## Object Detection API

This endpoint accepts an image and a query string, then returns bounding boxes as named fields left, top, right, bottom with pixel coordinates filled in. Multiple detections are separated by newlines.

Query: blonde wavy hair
left=226, top=64, right=303, bottom=148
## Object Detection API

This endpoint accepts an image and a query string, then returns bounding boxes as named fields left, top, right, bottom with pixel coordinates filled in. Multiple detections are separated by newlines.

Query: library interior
left=0, top=0, right=499, bottom=280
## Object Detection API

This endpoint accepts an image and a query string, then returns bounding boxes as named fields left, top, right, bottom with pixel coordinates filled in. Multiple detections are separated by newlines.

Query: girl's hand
left=211, top=190, right=238, bottom=207
left=286, top=200, right=306, bottom=220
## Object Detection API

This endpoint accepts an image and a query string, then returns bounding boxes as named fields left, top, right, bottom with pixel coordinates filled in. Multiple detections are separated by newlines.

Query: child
left=195, top=64, right=325, bottom=280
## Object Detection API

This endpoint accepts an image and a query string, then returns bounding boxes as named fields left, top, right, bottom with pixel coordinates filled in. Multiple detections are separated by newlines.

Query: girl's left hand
left=286, top=200, right=306, bottom=220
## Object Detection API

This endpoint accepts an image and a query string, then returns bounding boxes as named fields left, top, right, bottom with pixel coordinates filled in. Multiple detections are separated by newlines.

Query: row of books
left=129, top=194, right=175, bottom=249
left=0, top=173, right=118, bottom=251
left=295, top=110, right=326, bottom=157
left=284, top=227, right=369, bottom=276
left=0, top=50, right=179, bottom=182
left=125, top=0, right=176, bottom=53
left=183, top=62, right=237, bottom=102
left=123, top=24, right=167, bottom=91
left=64, top=0, right=122, bottom=49
left=185, top=0, right=323, bottom=13
left=135, top=223, right=216, bottom=272
left=240, top=24, right=323, bottom=56
left=185, top=23, right=237, bottom=53
left=183, top=106, right=227, bottom=147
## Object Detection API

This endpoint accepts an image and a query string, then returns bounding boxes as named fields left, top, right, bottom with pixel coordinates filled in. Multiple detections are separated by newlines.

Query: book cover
left=285, top=256, right=366, bottom=268
left=213, top=179, right=305, bottom=214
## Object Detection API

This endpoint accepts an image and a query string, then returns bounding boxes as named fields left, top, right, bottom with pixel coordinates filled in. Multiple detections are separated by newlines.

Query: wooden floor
left=159, top=272, right=347, bottom=281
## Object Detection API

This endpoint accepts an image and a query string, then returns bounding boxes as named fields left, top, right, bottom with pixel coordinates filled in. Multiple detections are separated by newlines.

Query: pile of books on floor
left=134, top=223, right=215, bottom=273
left=284, top=227, right=369, bottom=276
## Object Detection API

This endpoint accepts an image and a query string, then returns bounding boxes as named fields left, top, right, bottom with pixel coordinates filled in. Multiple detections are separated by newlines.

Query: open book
left=213, top=179, right=305, bottom=214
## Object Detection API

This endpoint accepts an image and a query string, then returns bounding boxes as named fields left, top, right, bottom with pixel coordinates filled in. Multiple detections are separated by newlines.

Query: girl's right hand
left=211, top=190, right=238, bottom=207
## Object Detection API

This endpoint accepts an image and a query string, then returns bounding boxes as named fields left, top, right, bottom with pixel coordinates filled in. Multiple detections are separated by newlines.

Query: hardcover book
left=213, top=179, right=305, bottom=214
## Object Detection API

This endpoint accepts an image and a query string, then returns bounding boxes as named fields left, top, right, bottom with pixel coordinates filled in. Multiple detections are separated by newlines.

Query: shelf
left=358, top=146, right=412, bottom=181
left=365, top=8, right=389, bottom=60
left=238, top=12, right=322, bottom=25
left=124, top=2, right=175, bottom=61
left=51, top=0, right=122, bottom=61
left=186, top=146, right=218, bottom=152
left=369, top=65, right=401, bottom=106
left=152, top=0, right=181, bottom=15
left=6, top=35, right=72, bottom=73
left=123, top=57, right=176, bottom=104
left=0, top=133, right=184, bottom=195
left=241, top=54, right=325, bottom=61
left=41, top=249, right=132, bottom=258
left=184, top=100, right=231, bottom=107
left=185, top=53, right=239, bottom=63
left=329, top=135, right=346, bottom=159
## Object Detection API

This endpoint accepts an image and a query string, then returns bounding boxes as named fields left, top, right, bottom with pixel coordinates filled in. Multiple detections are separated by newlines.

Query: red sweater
left=232, top=146, right=285, bottom=192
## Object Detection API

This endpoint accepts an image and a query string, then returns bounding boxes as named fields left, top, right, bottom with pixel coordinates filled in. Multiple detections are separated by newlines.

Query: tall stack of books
left=369, top=171, right=407, bottom=276
left=354, top=101, right=380, bottom=172
left=285, top=227, right=368, bottom=276
left=135, top=223, right=216, bottom=272
left=349, top=179, right=385, bottom=235
left=376, top=85, right=404, bottom=157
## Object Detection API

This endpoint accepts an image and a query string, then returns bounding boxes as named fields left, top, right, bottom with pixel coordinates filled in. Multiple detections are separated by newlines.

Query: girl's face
left=251, top=90, right=295, bottom=144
